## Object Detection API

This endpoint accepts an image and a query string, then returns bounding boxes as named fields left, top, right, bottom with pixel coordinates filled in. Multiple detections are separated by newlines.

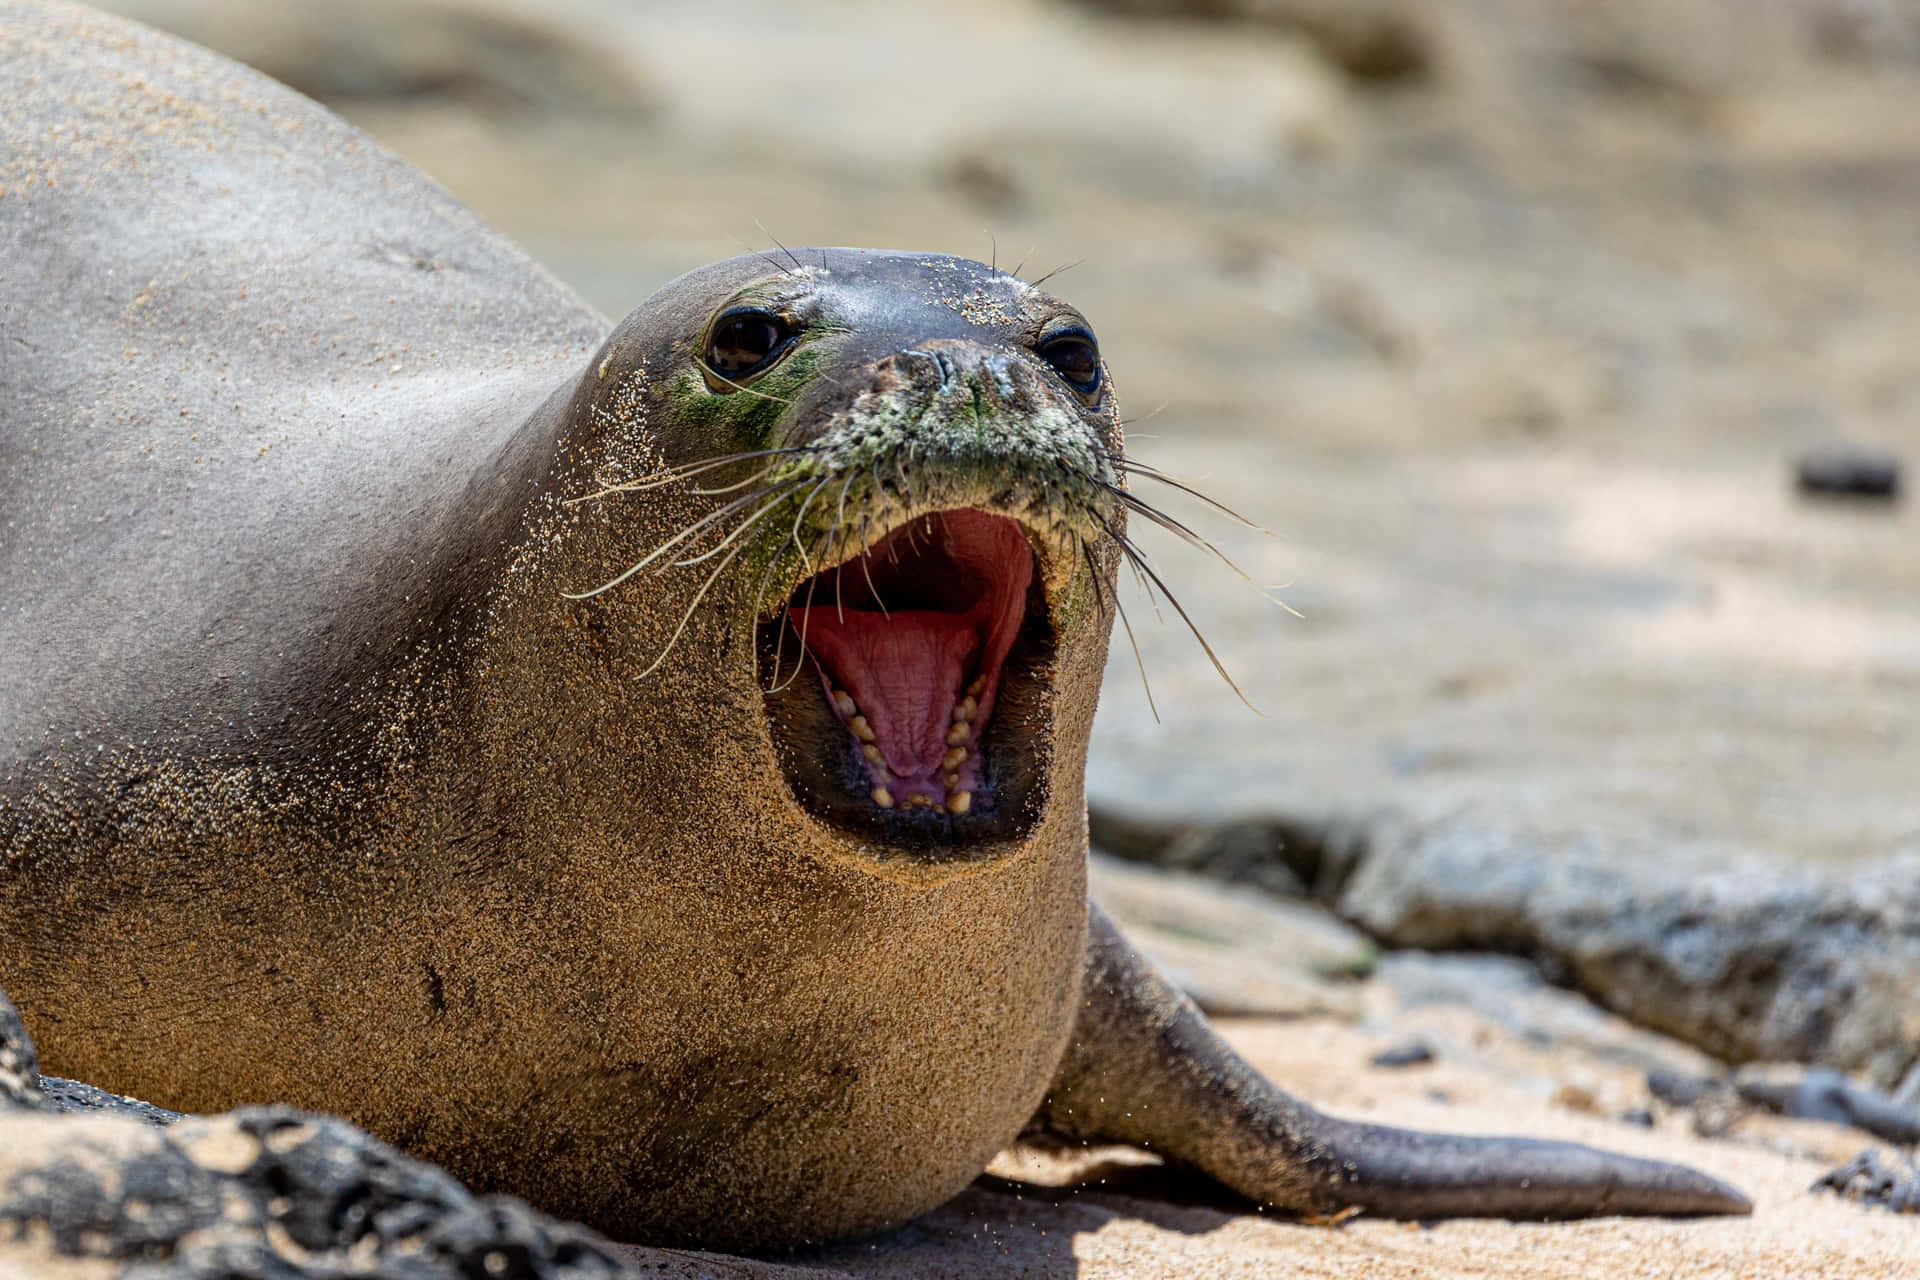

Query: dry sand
left=618, top=1006, right=1918, bottom=1278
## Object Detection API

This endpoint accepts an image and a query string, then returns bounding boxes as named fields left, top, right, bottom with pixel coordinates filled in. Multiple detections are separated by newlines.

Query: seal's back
left=0, top=0, right=604, bottom=768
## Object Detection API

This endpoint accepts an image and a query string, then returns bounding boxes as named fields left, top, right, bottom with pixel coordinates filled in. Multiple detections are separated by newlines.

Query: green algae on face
left=668, top=339, right=839, bottom=449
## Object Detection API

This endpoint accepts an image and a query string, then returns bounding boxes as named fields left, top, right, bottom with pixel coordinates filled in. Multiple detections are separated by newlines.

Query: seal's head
left=566, top=250, right=1124, bottom=868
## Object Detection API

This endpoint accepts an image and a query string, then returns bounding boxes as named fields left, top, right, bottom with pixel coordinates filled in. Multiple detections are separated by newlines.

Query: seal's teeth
left=862, top=744, right=886, bottom=768
left=951, top=697, right=976, bottom=725
left=942, top=772, right=959, bottom=789
left=832, top=690, right=857, bottom=719
left=850, top=715, right=876, bottom=743
left=966, top=674, right=987, bottom=699
left=945, top=722, right=970, bottom=747
left=946, top=791, right=972, bottom=815
left=872, top=786, right=894, bottom=809
left=942, top=747, right=967, bottom=770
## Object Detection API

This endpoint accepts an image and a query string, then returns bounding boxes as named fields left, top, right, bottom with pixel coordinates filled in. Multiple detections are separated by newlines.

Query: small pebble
left=1646, top=1068, right=1714, bottom=1108
left=1370, top=1040, right=1435, bottom=1069
left=1795, top=448, right=1902, bottom=501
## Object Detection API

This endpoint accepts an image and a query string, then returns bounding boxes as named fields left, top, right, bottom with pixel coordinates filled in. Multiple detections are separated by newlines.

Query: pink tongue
left=796, top=609, right=978, bottom=778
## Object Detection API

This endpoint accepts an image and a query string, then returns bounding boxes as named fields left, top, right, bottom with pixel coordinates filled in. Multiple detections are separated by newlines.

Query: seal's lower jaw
left=759, top=508, right=1057, bottom=859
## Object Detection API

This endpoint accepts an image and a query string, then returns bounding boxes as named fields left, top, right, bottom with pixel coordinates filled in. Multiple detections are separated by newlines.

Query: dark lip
left=755, top=509, right=1060, bottom=858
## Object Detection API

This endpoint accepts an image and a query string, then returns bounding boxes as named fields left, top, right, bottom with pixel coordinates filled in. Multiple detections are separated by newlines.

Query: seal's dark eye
left=707, top=310, right=791, bottom=378
left=1037, top=328, right=1100, bottom=393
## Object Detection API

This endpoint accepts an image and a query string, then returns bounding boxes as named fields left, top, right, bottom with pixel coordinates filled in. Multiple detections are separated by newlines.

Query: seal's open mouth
left=795, top=510, right=1031, bottom=814
left=759, top=508, right=1056, bottom=852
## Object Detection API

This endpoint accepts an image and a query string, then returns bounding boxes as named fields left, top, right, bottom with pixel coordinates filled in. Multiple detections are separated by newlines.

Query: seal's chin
left=759, top=508, right=1056, bottom=855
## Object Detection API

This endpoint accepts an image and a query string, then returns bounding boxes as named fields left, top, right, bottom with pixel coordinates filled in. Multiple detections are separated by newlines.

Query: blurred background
left=95, top=0, right=1920, bottom=1084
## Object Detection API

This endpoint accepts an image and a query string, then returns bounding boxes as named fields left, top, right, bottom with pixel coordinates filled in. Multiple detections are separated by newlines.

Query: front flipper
left=1032, top=905, right=1751, bottom=1219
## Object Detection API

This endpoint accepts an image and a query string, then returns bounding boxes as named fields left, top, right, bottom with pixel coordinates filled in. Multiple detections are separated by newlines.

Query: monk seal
left=0, top=0, right=1748, bottom=1250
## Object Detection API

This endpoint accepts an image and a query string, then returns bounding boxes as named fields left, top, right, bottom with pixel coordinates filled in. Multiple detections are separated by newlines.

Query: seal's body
left=0, top=1, right=1746, bottom=1248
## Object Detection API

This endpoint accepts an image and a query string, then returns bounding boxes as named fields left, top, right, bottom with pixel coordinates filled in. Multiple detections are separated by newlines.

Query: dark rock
left=42, top=1074, right=185, bottom=1125
left=0, top=1105, right=652, bottom=1278
left=1619, top=1107, right=1656, bottom=1128
left=1093, top=805, right=1920, bottom=1089
left=1641, top=1069, right=1751, bottom=1138
left=1734, top=1065, right=1920, bottom=1145
left=1646, top=1067, right=1716, bottom=1108
left=1688, top=1087, right=1750, bottom=1141
left=1375, top=951, right=1721, bottom=1081
left=1816, top=1149, right=1920, bottom=1213
left=1089, top=806, right=1370, bottom=900
left=105, top=0, right=659, bottom=117
left=0, top=984, right=792, bottom=1279
left=1565, top=49, right=1703, bottom=102
left=1370, top=1040, right=1435, bottom=1068
left=1803, top=0, right=1920, bottom=65
left=3, top=973, right=182, bottom=1124
left=1064, top=0, right=1436, bottom=85
left=1795, top=448, right=1902, bottom=500
left=1090, top=854, right=1375, bottom=1018
left=0, top=984, right=45, bottom=1111
left=1339, top=816, right=1920, bottom=1088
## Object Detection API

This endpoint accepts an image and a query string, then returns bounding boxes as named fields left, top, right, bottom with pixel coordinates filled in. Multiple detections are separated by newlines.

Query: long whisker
left=1115, top=534, right=1261, bottom=716
left=1116, top=401, right=1170, bottom=429
left=857, top=480, right=889, bottom=619
left=1115, top=460, right=1278, bottom=535
left=830, top=469, right=859, bottom=623
left=1073, top=491, right=1257, bottom=711
left=689, top=463, right=784, bottom=496
left=634, top=479, right=807, bottom=561
left=896, top=446, right=917, bottom=511
left=1079, top=495, right=1167, bottom=625
left=671, top=483, right=806, bottom=568
left=870, top=459, right=896, bottom=532
left=567, top=447, right=814, bottom=504
left=561, top=481, right=801, bottom=600
left=635, top=535, right=754, bottom=680
left=761, top=525, right=806, bottom=692
left=1111, top=578, right=1160, bottom=723
left=1083, top=539, right=1158, bottom=723
left=1104, top=480, right=1302, bottom=617
left=605, top=447, right=811, bottom=492
left=769, top=526, right=834, bottom=695
left=787, top=477, right=833, bottom=578
left=763, top=478, right=834, bottom=691
left=705, top=365, right=798, bottom=405
left=1125, top=542, right=1167, bottom=626
left=728, top=228, right=794, bottom=278
left=1109, top=487, right=1266, bottom=587
left=755, top=219, right=805, bottom=272
left=1030, top=259, right=1083, bottom=288
left=746, top=534, right=794, bottom=689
